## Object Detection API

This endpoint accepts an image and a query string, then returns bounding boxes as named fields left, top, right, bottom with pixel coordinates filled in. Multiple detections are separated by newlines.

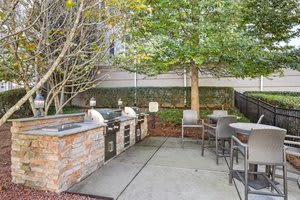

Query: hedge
left=158, top=108, right=250, bottom=125
left=245, top=91, right=300, bottom=109
left=77, top=87, right=234, bottom=109
left=0, top=88, right=32, bottom=118
left=246, top=91, right=300, bottom=97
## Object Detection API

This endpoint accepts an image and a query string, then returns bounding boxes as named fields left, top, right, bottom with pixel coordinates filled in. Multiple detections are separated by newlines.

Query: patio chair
left=203, top=116, right=237, bottom=164
left=235, top=114, right=265, bottom=163
left=229, top=129, right=287, bottom=200
left=181, top=110, right=204, bottom=152
left=283, top=135, right=300, bottom=187
left=257, top=114, right=264, bottom=124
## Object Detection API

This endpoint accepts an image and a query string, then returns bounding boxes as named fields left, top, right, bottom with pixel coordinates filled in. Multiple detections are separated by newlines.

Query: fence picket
left=234, top=91, right=300, bottom=136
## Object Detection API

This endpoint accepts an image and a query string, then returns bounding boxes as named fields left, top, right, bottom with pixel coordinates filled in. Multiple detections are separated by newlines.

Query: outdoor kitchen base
left=10, top=109, right=148, bottom=193
left=10, top=114, right=105, bottom=193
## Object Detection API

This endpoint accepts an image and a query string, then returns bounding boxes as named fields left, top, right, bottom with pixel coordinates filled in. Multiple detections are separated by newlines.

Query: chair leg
left=245, top=161, right=248, bottom=200
left=271, top=165, right=275, bottom=191
left=235, top=149, right=239, bottom=164
left=216, top=137, right=219, bottom=165
left=222, top=140, right=225, bottom=155
left=181, top=126, right=184, bottom=147
left=201, top=126, right=204, bottom=156
left=283, top=164, right=288, bottom=200
left=229, top=139, right=234, bottom=185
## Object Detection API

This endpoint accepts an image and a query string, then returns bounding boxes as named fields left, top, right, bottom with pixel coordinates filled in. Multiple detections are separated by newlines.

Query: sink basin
left=42, top=124, right=81, bottom=132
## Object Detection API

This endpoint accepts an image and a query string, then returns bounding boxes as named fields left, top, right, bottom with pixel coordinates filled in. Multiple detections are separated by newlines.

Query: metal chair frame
left=181, top=110, right=205, bottom=153
left=229, top=129, right=288, bottom=200
left=204, top=116, right=237, bottom=164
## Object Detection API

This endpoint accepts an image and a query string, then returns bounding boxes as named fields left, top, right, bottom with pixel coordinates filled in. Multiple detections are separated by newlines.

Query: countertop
left=19, top=121, right=105, bottom=137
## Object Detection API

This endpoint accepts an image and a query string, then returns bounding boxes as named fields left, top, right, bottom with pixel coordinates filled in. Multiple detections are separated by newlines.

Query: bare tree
left=0, top=0, right=123, bottom=126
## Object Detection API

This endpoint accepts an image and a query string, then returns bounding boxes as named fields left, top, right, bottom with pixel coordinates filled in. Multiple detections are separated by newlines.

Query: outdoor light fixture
left=90, top=97, right=96, bottom=109
left=118, top=98, right=123, bottom=109
left=34, top=94, right=44, bottom=117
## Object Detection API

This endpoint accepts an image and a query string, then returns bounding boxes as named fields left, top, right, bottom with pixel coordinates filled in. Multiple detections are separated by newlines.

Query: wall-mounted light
left=118, top=98, right=123, bottom=109
left=34, top=94, right=44, bottom=117
left=90, top=97, right=96, bottom=109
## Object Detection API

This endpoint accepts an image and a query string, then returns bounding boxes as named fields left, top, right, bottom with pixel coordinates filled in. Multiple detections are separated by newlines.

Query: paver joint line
left=116, top=137, right=169, bottom=200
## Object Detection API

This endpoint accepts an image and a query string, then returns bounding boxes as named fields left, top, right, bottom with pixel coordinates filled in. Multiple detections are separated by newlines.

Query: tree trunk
left=24, top=84, right=36, bottom=116
left=0, top=0, right=84, bottom=127
left=191, top=63, right=199, bottom=113
left=54, top=94, right=61, bottom=114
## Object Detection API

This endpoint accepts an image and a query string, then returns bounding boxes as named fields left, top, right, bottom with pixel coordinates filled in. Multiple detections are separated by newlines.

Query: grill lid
left=87, top=109, right=121, bottom=124
left=131, top=107, right=140, bottom=114
left=95, top=109, right=115, bottom=120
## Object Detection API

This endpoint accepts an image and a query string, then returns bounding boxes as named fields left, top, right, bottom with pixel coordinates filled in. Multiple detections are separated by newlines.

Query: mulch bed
left=0, top=122, right=98, bottom=200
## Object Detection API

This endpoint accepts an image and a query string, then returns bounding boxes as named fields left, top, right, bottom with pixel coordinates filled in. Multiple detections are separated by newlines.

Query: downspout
left=260, top=76, right=264, bottom=91
left=183, top=66, right=187, bottom=107
left=134, top=71, right=137, bottom=106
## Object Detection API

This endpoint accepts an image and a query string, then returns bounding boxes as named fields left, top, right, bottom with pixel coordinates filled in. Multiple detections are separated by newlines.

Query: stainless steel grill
left=87, top=109, right=121, bottom=161
left=124, top=107, right=145, bottom=143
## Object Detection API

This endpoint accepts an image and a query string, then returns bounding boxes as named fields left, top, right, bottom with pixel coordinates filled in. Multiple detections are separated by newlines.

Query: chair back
left=183, top=110, right=198, bottom=125
left=257, top=114, right=264, bottom=124
left=213, top=110, right=228, bottom=116
left=248, top=129, right=286, bottom=164
left=216, top=116, right=237, bottom=138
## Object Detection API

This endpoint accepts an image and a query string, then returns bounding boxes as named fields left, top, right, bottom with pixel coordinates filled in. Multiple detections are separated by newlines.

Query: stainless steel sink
left=42, top=124, right=81, bottom=132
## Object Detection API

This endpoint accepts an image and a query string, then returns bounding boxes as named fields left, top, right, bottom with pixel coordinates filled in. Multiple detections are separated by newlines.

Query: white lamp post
left=90, top=97, right=96, bottom=109
left=118, top=98, right=123, bottom=109
left=34, top=94, right=44, bottom=117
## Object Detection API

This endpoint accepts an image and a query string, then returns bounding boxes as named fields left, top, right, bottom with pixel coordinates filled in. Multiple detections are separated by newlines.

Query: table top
left=207, top=114, right=240, bottom=120
left=229, top=122, right=285, bottom=135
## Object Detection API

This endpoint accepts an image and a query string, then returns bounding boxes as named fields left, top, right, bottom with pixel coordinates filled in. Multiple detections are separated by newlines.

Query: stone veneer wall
left=116, top=115, right=148, bottom=154
left=11, top=114, right=105, bottom=193
left=141, top=115, right=148, bottom=139
left=117, top=119, right=136, bottom=155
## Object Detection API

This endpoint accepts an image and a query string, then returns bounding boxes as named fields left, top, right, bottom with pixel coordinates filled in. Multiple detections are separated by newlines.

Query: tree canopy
left=117, top=0, right=300, bottom=77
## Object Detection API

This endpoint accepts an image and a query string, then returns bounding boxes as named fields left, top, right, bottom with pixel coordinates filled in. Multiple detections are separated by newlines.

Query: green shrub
left=0, top=88, right=32, bottom=118
left=158, top=109, right=183, bottom=125
left=48, top=106, right=81, bottom=115
left=246, top=92, right=300, bottom=109
left=83, top=87, right=234, bottom=109
left=246, top=91, right=300, bottom=97
left=158, top=108, right=249, bottom=126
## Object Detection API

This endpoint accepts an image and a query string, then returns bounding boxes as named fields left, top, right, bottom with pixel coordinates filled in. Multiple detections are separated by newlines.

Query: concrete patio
left=68, top=137, right=300, bottom=200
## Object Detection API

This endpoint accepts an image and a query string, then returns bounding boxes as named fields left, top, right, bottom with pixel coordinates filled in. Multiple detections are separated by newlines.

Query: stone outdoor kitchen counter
left=19, top=121, right=105, bottom=137
left=10, top=112, right=148, bottom=193
left=10, top=113, right=106, bottom=193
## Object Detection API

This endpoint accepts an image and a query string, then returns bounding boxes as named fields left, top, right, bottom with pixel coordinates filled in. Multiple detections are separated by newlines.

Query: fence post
left=274, top=106, right=278, bottom=126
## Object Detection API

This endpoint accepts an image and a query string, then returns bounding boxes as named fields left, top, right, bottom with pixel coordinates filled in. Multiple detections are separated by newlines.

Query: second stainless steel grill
left=124, top=107, right=145, bottom=143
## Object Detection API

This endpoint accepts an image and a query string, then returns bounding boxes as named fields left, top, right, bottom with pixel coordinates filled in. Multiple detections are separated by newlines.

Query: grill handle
left=108, top=141, right=114, bottom=152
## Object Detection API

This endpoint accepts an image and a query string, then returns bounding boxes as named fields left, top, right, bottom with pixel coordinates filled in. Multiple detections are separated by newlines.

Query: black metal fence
left=234, top=91, right=300, bottom=136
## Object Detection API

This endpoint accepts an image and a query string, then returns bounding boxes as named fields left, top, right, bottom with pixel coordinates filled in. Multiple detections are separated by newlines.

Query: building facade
left=98, top=68, right=300, bottom=92
left=0, top=81, right=21, bottom=92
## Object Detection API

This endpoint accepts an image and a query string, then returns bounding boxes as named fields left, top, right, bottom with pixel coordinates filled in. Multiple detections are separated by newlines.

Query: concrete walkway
left=68, top=137, right=300, bottom=200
